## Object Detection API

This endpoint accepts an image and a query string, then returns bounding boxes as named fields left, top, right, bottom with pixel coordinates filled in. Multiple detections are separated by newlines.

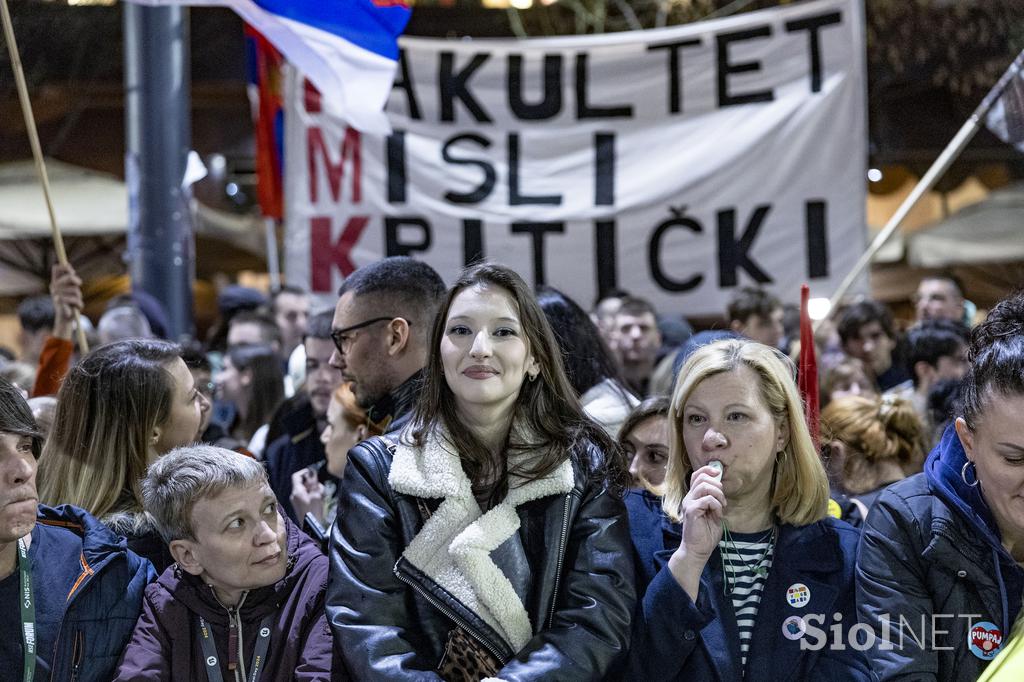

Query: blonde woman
left=38, top=339, right=210, bottom=572
left=628, top=339, right=869, bottom=681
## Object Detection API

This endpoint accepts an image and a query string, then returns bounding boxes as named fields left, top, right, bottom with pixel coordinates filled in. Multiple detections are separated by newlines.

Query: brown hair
left=820, top=394, right=925, bottom=495
left=38, top=339, right=180, bottom=518
left=409, top=262, right=623, bottom=499
left=334, top=382, right=383, bottom=437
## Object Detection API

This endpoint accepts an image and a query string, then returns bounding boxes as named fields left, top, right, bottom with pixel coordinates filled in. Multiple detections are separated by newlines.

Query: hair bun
left=969, top=291, right=1024, bottom=361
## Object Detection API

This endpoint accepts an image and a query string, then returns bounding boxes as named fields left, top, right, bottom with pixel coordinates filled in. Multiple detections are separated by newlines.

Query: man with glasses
left=330, top=257, right=445, bottom=434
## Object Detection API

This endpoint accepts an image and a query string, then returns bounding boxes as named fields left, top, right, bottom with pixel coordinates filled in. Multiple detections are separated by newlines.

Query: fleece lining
left=388, top=429, right=574, bottom=652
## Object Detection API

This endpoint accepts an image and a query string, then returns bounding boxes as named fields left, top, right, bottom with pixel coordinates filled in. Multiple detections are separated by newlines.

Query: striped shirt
left=719, top=530, right=775, bottom=671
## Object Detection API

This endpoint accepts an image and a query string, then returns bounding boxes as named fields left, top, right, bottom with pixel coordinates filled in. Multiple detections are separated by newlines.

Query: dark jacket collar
left=36, top=503, right=126, bottom=573
left=280, top=396, right=318, bottom=438
left=366, top=369, right=423, bottom=431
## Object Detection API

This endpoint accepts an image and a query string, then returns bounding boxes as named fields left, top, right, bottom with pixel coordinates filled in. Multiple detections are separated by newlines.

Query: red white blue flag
left=127, top=0, right=411, bottom=135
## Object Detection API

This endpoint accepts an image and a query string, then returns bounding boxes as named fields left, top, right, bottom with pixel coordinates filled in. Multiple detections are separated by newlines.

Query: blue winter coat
left=35, top=504, right=155, bottom=682
left=855, top=424, right=1024, bottom=680
left=626, top=490, right=870, bottom=681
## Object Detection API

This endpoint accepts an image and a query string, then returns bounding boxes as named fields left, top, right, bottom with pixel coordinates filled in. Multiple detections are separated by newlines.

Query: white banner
left=284, top=0, right=867, bottom=316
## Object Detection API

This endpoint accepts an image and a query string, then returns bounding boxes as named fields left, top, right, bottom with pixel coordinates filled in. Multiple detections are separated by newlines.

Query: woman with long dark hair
left=327, top=262, right=635, bottom=680
left=537, top=286, right=638, bottom=437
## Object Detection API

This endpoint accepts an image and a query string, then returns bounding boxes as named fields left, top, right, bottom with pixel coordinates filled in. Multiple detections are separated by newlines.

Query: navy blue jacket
left=627, top=491, right=869, bottom=681
left=34, top=504, right=155, bottom=682
left=856, top=425, right=1024, bottom=680
left=265, top=399, right=330, bottom=522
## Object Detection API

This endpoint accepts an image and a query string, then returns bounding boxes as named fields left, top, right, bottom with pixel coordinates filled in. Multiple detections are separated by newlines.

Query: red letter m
left=308, top=126, right=361, bottom=204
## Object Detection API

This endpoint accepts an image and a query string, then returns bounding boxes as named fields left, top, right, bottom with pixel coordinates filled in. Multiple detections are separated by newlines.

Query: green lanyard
left=18, top=537, right=35, bottom=682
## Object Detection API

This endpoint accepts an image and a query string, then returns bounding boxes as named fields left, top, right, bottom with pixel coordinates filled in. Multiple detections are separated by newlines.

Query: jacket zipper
left=546, top=493, right=572, bottom=629
left=393, top=562, right=508, bottom=663
left=69, top=629, right=84, bottom=682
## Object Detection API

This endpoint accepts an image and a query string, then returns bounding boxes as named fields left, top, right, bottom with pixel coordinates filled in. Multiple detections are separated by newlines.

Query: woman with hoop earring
left=857, top=291, right=1024, bottom=680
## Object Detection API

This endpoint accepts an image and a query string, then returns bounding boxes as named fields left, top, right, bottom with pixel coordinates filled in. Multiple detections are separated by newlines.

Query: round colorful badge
left=786, top=583, right=810, bottom=608
left=827, top=498, right=842, bottom=519
left=968, top=621, right=1003, bottom=660
left=782, top=615, right=806, bottom=640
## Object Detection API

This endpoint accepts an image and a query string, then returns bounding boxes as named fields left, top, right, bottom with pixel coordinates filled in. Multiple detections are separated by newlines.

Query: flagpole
left=820, top=49, right=1024, bottom=329
left=0, top=0, right=89, bottom=353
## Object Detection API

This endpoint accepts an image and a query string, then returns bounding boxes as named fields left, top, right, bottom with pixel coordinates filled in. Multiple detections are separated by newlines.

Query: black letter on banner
left=716, top=27, right=774, bottom=107
left=386, top=131, right=406, bottom=204
left=647, top=38, right=702, bottom=114
left=805, top=200, right=829, bottom=278
left=463, top=219, right=485, bottom=266
left=440, top=52, right=492, bottom=123
left=508, top=54, right=563, bottom=120
left=385, top=216, right=432, bottom=256
left=717, top=205, right=772, bottom=286
left=785, top=12, right=842, bottom=93
left=648, top=207, right=703, bottom=292
left=508, top=134, right=561, bottom=206
left=595, top=220, right=618, bottom=297
left=442, top=134, right=496, bottom=204
left=393, top=50, right=421, bottom=120
left=512, top=222, right=564, bottom=285
left=575, top=53, right=633, bottom=119
left=594, top=133, right=615, bottom=206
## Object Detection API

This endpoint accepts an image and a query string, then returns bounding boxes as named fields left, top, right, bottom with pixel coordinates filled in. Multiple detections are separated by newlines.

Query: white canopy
left=0, top=159, right=265, bottom=296
left=907, top=181, right=1024, bottom=267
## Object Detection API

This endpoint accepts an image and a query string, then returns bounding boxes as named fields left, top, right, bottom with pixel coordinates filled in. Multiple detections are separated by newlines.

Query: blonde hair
left=820, top=394, right=925, bottom=495
left=38, top=339, right=180, bottom=519
left=661, top=339, right=829, bottom=526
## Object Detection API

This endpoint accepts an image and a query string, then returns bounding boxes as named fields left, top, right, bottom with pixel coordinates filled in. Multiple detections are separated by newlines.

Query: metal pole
left=124, top=3, right=194, bottom=340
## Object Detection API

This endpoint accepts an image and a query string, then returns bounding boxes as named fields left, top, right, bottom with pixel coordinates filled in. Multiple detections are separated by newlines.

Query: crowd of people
left=0, top=257, right=1022, bottom=681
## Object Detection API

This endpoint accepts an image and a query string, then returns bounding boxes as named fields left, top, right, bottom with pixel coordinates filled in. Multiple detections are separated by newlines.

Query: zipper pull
left=228, top=610, right=238, bottom=671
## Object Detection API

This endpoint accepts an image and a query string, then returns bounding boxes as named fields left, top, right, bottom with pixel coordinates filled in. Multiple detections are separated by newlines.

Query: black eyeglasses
left=330, top=316, right=410, bottom=354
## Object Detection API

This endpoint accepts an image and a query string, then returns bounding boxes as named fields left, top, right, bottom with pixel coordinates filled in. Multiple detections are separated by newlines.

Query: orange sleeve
left=31, top=336, right=74, bottom=397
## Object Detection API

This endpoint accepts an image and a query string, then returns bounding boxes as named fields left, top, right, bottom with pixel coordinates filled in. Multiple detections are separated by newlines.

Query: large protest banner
left=283, top=0, right=866, bottom=316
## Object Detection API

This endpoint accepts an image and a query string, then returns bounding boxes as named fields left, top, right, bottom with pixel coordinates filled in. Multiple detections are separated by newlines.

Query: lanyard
left=197, top=614, right=272, bottom=682
left=18, top=537, right=35, bottom=682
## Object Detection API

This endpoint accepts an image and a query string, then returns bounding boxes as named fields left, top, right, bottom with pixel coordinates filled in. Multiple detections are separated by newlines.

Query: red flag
left=245, top=25, right=284, bottom=220
left=798, top=284, right=820, bottom=448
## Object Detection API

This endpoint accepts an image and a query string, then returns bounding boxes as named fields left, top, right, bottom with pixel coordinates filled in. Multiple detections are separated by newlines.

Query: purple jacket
left=113, top=516, right=337, bottom=681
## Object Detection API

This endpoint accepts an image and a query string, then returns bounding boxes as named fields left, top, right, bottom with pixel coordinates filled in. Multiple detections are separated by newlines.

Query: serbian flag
left=245, top=26, right=284, bottom=219
left=126, top=0, right=412, bottom=135
left=797, top=284, right=820, bottom=449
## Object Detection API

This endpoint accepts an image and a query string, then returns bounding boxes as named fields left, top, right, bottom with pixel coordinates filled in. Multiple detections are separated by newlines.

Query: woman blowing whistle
left=627, top=339, right=869, bottom=681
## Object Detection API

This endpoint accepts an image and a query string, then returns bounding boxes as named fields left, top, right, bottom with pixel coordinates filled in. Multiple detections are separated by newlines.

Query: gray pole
left=124, top=3, right=194, bottom=340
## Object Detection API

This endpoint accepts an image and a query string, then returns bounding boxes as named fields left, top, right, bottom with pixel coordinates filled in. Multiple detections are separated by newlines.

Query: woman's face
left=215, top=356, right=248, bottom=406
left=440, top=284, right=538, bottom=420
left=680, top=365, right=788, bottom=505
left=153, top=358, right=210, bottom=457
left=320, top=395, right=363, bottom=479
left=957, top=393, right=1024, bottom=545
left=828, top=368, right=876, bottom=403
left=624, top=416, right=669, bottom=490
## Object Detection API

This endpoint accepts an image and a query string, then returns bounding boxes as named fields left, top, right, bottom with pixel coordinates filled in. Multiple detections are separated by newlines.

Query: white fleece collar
left=388, top=428, right=574, bottom=652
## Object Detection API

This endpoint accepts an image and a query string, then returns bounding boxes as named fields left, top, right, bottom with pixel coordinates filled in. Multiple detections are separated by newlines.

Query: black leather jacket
left=326, top=436, right=636, bottom=680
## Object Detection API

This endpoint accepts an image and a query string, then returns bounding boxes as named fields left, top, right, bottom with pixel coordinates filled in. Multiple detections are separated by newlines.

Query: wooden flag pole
left=0, top=0, right=89, bottom=353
